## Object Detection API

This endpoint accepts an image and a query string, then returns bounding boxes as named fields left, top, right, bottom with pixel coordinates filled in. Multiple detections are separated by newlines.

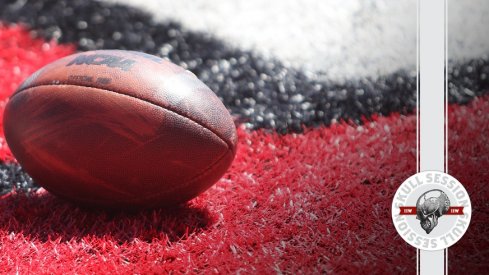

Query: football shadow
left=0, top=190, right=215, bottom=244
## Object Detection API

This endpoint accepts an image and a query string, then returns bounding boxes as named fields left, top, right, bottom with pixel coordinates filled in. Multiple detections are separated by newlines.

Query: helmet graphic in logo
left=416, top=189, right=450, bottom=234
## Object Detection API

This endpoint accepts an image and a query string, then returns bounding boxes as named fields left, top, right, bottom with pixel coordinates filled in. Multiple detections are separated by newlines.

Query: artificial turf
left=0, top=18, right=487, bottom=275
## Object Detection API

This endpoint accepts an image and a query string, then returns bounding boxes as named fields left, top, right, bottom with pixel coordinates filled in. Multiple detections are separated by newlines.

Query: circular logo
left=391, top=171, right=472, bottom=251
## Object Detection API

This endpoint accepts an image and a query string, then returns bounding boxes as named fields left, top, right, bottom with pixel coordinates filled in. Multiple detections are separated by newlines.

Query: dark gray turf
left=0, top=163, right=36, bottom=195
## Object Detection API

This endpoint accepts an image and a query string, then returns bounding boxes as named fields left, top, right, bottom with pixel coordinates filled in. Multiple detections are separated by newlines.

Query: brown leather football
left=4, top=50, right=237, bottom=208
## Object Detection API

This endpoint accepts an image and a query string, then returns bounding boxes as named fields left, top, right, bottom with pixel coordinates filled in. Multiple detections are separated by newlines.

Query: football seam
left=10, top=84, right=234, bottom=204
left=12, top=83, right=234, bottom=150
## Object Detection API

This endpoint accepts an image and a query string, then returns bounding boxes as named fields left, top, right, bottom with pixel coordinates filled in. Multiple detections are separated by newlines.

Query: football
left=4, top=50, right=237, bottom=208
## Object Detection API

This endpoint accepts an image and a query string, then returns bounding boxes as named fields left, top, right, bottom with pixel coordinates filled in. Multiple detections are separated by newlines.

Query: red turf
left=0, top=24, right=487, bottom=274
left=448, top=98, right=489, bottom=272
left=0, top=24, right=74, bottom=161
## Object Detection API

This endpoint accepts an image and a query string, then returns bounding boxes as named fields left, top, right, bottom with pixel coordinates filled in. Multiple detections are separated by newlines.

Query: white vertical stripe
left=417, top=248, right=420, bottom=275
left=445, top=0, right=449, bottom=174
left=418, top=0, right=447, bottom=274
left=416, top=0, right=420, bottom=173
left=445, top=0, right=449, bottom=272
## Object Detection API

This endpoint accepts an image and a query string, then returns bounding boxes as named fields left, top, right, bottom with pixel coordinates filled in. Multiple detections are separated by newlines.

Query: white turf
left=106, top=0, right=489, bottom=80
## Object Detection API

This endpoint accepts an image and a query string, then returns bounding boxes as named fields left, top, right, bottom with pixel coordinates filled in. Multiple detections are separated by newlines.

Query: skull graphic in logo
left=416, top=189, right=450, bottom=234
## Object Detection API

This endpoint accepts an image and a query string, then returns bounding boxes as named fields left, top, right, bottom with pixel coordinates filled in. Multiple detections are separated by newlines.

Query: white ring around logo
left=391, top=171, right=472, bottom=251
